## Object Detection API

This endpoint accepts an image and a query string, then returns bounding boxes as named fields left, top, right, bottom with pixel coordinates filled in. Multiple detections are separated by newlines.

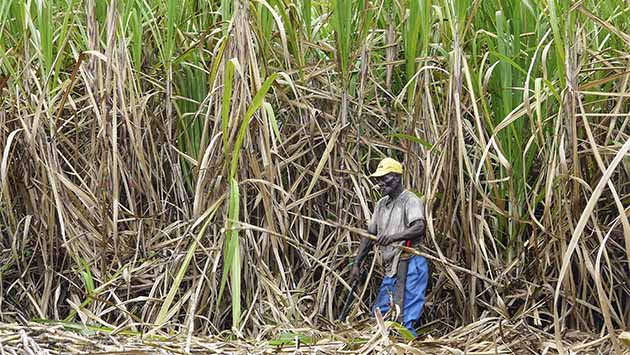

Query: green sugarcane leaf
left=264, top=102, right=282, bottom=145
left=222, top=58, right=237, bottom=158
left=391, top=133, right=434, bottom=149
left=229, top=73, right=279, bottom=179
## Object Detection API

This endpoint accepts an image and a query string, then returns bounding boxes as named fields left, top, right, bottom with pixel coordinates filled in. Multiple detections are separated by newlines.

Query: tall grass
left=0, top=0, right=629, bottom=350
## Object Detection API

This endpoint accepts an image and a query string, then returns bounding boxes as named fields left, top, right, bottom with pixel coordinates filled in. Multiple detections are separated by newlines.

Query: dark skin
left=350, top=172, right=425, bottom=281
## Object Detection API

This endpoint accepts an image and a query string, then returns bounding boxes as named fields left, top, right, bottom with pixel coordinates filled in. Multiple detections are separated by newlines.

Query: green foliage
left=386, top=321, right=416, bottom=341
left=217, top=177, right=241, bottom=327
left=229, top=73, right=279, bottom=179
left=222, top=58, right=237, bottom=161
left=404, top=0, right=431, bottom=106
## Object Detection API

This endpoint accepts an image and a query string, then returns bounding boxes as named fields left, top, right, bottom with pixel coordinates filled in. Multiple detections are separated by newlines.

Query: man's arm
left=350, top=223, right=376, bottom=280
left=353, top=236, right=374, bottom=267
left=377, top=219, right=425, bottom=245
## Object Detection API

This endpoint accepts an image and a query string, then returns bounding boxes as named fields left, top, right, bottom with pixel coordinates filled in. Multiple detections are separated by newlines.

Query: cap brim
left=369, top=169, right=389, bottom=178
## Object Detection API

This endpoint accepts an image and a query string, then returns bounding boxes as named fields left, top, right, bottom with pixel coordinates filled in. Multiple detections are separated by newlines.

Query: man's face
left=375, top=173, right=400, bottom=196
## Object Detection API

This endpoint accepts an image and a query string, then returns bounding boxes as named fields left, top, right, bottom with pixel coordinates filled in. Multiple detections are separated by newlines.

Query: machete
left=338, top=277, right=360, bottom=321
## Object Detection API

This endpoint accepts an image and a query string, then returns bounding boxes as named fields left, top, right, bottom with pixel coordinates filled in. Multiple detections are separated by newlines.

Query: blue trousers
left=372, top=256, right=429, bottom=337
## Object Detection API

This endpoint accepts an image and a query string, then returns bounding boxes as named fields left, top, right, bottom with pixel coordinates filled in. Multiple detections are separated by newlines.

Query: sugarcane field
left=1, top=0, right=630, bottom=354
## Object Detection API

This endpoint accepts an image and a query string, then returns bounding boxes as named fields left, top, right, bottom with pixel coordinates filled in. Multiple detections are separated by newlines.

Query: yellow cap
left=370, top=158, right=403, bottom=177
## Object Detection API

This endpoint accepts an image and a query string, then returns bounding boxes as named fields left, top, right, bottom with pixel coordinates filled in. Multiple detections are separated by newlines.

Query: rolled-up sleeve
left=405, top=194, right=425, bottom=227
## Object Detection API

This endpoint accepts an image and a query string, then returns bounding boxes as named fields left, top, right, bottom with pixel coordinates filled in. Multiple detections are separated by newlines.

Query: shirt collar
left=384, top=190, right=404, bottom=206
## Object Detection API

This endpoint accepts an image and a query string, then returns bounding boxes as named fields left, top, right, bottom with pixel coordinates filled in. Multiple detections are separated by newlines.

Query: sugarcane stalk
left=338, top=224, right=501, bottom=287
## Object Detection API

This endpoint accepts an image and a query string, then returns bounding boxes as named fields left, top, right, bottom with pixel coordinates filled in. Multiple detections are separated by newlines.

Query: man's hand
left=377, top=233, right=399, bottom=246
left=350, top=265, right=361, bottom=281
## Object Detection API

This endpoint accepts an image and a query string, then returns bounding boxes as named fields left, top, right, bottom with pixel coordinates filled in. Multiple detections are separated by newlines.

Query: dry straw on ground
left=0, top=0, right=629, bottom=354
left=0, top=320, right=626, bottom=354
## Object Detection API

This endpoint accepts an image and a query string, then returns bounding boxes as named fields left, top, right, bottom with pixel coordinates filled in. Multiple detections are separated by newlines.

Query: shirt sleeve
left=405, top=193, right=425, bottom=228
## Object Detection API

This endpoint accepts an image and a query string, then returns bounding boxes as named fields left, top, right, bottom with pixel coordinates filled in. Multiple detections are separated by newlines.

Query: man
left=350, top=157, right=429, bottom=337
